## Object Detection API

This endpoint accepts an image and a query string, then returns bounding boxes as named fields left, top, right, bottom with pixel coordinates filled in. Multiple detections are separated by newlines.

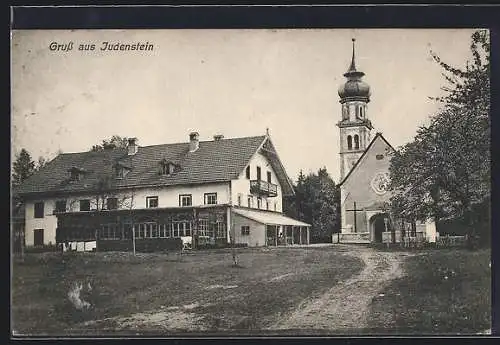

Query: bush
left=25, top=244, right=59, bottom=253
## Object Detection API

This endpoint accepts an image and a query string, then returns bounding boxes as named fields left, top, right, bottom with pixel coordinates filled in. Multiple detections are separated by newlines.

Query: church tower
left=337, top=38, right=373, bottom=180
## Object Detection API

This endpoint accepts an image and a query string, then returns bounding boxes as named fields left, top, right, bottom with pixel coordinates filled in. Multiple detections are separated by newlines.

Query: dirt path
left=269, top=245, right=414, bottom=330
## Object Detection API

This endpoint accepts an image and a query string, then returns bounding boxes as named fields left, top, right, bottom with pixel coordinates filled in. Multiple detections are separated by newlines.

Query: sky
left=11, top=29, right=478, bottom=184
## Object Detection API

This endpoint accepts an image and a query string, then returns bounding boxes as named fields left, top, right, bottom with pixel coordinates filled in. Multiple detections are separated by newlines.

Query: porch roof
left=233, top=208, right=311, bottom=227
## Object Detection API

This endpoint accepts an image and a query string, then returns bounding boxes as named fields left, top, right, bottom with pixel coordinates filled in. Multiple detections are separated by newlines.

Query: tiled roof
left=16, top=135, right=271, bottom=196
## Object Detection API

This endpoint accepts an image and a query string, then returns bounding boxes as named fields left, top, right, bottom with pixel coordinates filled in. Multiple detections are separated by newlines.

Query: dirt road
left=269, top=245, right=414, bottom=331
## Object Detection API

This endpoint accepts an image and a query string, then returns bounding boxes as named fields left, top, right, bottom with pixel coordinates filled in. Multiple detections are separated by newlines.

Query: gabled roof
left=339, top=132, right=396, bottom=187
left=16, top=135, right=295, bottom=197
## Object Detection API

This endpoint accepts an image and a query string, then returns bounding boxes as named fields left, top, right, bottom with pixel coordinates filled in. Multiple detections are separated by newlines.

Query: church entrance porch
left=369, top=213, right=393, bottom=244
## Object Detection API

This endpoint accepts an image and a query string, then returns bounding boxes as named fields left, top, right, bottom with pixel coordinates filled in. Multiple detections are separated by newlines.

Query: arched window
left=347, top=135, right=352, bottom=150
left=360, top=107, right=364, bottom=118
left=354, top=135, right=360, bottom=149
left=355, top=106, right=360, bottom=118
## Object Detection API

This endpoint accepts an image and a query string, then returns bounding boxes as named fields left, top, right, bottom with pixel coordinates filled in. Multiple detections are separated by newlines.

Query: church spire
left=347, top=38, right=357, bottom=73
left=343, top=38, right=365, bottom=78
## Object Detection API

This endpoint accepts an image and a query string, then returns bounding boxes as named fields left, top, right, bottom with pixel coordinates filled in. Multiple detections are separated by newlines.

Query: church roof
left=15, top=135, right=296, bottom=197
left=339, top=132, right=396, bottom=187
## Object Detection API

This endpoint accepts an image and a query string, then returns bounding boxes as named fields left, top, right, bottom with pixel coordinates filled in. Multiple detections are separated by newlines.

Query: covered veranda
left=232, top=208, right=311, bottom=246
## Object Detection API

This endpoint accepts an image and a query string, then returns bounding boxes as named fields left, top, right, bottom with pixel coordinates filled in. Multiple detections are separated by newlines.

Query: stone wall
left=335, top=232, right=371, bottom=243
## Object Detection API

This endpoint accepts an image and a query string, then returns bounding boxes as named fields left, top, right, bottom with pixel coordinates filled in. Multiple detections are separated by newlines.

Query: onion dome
left=338, top=38, right=371, bottom=103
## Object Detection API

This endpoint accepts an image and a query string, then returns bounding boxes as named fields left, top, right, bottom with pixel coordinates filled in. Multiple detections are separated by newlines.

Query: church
left=335, top=39, right=436, bottom=244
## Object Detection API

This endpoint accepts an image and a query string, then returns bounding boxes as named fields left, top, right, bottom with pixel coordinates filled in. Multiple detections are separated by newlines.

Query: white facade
left=231, top=150, right=283, bottom=213
left=24, top=149, right=284, bottom=246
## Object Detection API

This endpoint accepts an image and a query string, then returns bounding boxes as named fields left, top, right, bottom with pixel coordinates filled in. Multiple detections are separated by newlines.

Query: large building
left=336, top=39, right=436, bottom=244
left=15, top=132, right=310, bottom=250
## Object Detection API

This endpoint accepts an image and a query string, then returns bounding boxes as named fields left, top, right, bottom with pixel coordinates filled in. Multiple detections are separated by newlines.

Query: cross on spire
left=348, top=38, right=357, bottom=73
left=344, top=38, right=365, bottom=78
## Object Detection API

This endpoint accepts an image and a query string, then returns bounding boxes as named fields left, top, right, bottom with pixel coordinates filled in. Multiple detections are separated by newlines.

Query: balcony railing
left=250, top=180, right=278, bottom=197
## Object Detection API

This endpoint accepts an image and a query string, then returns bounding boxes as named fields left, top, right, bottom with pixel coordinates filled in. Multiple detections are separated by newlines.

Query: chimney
left=213, top=134, right=224, bottom=141
left=127, top=137, right=138, bottom=155
left=189, top=132, right=199, bottom=152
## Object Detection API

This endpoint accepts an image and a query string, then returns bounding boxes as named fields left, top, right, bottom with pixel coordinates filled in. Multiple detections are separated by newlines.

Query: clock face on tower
left=371, top=172, right=390, bottom=195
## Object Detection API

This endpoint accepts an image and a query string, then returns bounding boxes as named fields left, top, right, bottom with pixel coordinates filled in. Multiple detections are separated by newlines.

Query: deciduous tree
left=90, top=135, right=129, bottom=152
left=389, top=30, right=490, bottom=247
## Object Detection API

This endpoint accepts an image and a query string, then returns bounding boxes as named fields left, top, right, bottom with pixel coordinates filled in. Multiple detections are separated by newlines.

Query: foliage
left=12, top=148, right=36, bottom=186
left=388, top=29, right=490, bottom=243
left=284, top=168, right=340, bottom=242
left=36, top=156, right=47, bottom=171
left=90, top=135, right=129, bottom=152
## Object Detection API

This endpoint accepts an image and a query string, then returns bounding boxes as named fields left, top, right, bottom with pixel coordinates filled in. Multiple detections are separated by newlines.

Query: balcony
left=250, top=180, right=278, bottom=197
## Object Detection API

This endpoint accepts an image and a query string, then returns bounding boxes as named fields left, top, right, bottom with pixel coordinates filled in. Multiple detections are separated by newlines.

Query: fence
left=436, top=235, right=467, bottom=248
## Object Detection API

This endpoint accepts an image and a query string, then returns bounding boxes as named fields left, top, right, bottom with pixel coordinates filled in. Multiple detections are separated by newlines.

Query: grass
left=11, top=246, right=364, bottom=336
left=366, top=248, right=491, bottom=335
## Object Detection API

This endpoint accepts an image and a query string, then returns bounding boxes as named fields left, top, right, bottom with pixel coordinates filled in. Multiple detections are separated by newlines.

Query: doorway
left=371, top=214, right=388, bottom=243
left=34, top=228, right=44, bottom=246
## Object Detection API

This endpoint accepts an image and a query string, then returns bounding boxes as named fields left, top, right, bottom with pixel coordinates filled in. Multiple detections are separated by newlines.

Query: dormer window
left=159, top=159, right=177, bottom=176
left=114, top=162, right=131, bottom=179
left=68, top=166, right=86, bottom=181
left=71, top=170, right=80, bottom=181
left=161, top=163, right=172, bottom=175
left=115, top=167, right=124, bottom=179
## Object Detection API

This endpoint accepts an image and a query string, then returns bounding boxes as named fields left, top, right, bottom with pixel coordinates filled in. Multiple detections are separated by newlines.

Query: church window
left=347, top=135, right=353, bottom=150
left=342, top=107, right=348, bottom=120
left=354, top=135, right=360, bottom=150
left=356, top=106, right=360, bottom=118
left=360, top=107, right=364, bottom=118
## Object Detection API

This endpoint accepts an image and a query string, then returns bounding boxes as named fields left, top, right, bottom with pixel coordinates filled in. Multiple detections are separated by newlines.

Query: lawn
left=12, top=246, right=363, bottom=336
left=366, top=248, right=491, bottom=335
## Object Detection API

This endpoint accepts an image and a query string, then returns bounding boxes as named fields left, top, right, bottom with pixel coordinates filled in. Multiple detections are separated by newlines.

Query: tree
left=91, top=135, right=129, bottom=152
left=314, top=168, right=341, bottom=240
left=389, top=29, right=490, bottom=248
left=36, top=156, right=47, bottom=171
left=62, top=173, right=137, bottom=253
left=12, top=149, right=36, bottom=186
left=12, top=148, right=36, bottom=259
left=284, top=168, right=341, bottom=242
